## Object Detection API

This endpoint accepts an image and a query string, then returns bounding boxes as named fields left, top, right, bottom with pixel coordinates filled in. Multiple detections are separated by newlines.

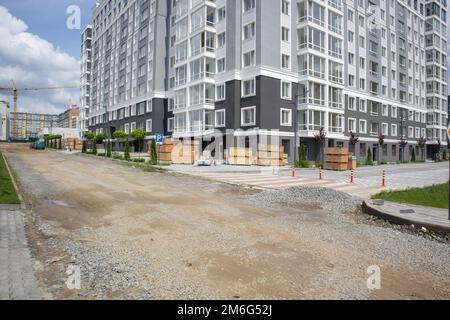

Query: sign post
left=156, top=134, right=164, bottom=167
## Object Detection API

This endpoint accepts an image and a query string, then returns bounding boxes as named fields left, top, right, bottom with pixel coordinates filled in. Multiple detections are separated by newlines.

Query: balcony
left=298, top=96, right=326, bottom=107
left=328, top=126, right=344, bottom=134
left=328, top=0, right=343, bottom=11
left=299, top=69, right=325, bottom=79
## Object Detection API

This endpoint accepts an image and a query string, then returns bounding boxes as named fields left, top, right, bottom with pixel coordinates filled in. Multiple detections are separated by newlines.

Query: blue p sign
left=156, top=134, right=164, bottom=145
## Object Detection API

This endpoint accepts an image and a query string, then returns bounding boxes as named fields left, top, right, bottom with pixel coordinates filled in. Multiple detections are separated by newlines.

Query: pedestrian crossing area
left=186, top=171, right=382, bottom=198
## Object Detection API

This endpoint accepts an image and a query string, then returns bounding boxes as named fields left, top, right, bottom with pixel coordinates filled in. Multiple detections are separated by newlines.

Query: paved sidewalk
left=0, top=210, right=41, bottom=300
left=169, top=162, right=449, bottom=198
left=363, top=200, right=450, bottom=234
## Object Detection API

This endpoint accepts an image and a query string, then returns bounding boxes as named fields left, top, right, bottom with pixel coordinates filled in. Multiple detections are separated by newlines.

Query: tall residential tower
left=85, top=0, right=448, bottom=162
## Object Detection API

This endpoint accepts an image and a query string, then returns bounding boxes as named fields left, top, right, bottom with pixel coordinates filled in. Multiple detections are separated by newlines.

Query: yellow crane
left=0, top=80, right=78, bottom=139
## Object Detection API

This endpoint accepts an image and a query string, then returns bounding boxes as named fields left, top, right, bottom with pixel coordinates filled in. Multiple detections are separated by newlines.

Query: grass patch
left=372, top=183, right=449, bottom=209
left=0, top=153, right=20, bottom=204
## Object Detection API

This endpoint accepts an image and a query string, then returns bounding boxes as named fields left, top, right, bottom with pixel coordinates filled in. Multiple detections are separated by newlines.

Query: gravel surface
left=248, top=186, right=363, bottom=213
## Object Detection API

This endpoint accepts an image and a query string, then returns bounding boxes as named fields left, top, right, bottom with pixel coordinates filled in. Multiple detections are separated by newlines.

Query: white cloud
left=0, top=5, right=79, bottom=114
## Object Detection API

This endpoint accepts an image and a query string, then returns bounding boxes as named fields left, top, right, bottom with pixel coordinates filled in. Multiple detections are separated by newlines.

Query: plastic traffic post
left=382, top=170, right=386, bottom=188
left=319, top=168, right=323, bottom=180
left=350, top=169, right=354, bottom=183
left=292, top=165, right=295, bottom=177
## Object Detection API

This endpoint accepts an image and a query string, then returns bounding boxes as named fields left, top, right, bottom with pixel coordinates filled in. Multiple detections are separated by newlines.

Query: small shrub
left=92, top=139, right=98, bottom=155
left=150, top=139, right=158, bottom=165
left=124, top=141, right=131, bottom=161
left=133, top=158, right=146, bottom=163
left=365, top=148, right=373, bottom=166
left=97, top=153, right=106, bottom=157
left=411, top=148, right=416, bottom=162
left=380, top=160, right=388, bottom=165
left=107, top=140, right=112, bottom=158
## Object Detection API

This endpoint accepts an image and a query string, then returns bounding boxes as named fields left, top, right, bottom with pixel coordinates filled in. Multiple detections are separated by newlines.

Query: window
left=281, top=81, right=291, bottom=99
left=243, top=0, right=255, bottom=12
left=167, top=118, right=174, bottom=132
left=382, top=123, right=388, bottom=135
left=217, top=58, right=226, bottom=73
left=280, top=108, right=292, bottom=126
left=348, top=97, right=355, bottom=110
left=130, top=122, right=137, bottom=132
left=217, top=32, right=226, bottom=48
left=217, top=7, right=226, bottom=21
left=146, top=119, right=152, bottom=133
left=242, top=78, right=256, bottom=97
left=243, top=22, right=255, bottom=40
left=215, top=110, right=225, bottom=127
left=146, top=101, right=153, bottom=113
left=282, top=54, right=290, bottom=69
left=243, top=50, right=255, bottom=67
left=281, top=27, right=290, bottom=42
left=348, top=118, right=356, bottom=132
left=360, top=143, right=366, bottom=157
left=359, top=119, right=367, bottom=134
left=241, top=106, right=256, bottom=126
left=124, top=123, right=130, bottom=134
left=216, top=84, right=225, bottom=101
left=281, top=0, right=290, bottom=15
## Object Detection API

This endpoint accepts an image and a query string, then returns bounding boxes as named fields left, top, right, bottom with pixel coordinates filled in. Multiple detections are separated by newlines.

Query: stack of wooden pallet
left=157, top=139, right=175, bottom=162
left=64, top=138, right=83, bottom=150
left=256, top=144, right=286, bottom=167
left=171, top=140, right=200, bottom=164
left=228, top=148, right=253, bottom=166
left=324, top=147, right=349, bottom=171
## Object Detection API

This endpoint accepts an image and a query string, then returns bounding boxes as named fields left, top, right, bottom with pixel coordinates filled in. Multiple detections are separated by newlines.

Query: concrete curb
left=362, top=201, right=450, bottom=234
left=1, top=152, right=25, bottom=211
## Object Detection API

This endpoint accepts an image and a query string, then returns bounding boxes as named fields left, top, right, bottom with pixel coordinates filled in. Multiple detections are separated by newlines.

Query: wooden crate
left=325, top=147, right=349, bottom=155
left=157, top=145, right=174, bottom=153
left=158, top=153, right=173, bottom=162
left=324, top=162, right=348, bottom=171
left=256, top=159, right=285, bottom=167
left=324, top=154, right=348, bottom=163
left=258, top=144, right=285, bottom=153
left=229, top=157, right=253, bottom=166
left=229, top=148, right=252, bottom=157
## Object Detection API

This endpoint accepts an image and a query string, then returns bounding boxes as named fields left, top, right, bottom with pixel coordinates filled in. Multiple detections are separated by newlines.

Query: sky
left=0, top=0, right=96, bottom=114
left=0, top=1, right=449, bottom=115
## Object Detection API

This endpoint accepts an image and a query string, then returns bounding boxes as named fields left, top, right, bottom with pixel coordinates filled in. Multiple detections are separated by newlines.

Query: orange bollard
left=350, top=169, right=354, bottom=183
left=319, top=168, right=323, bottom=180
left=382, top=170, right=386, bottom=188
left=292, top=165, right=296, bottom=177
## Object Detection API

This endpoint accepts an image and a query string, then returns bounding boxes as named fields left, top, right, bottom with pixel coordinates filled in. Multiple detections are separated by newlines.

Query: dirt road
left=2, top=143, right=450, bottom=299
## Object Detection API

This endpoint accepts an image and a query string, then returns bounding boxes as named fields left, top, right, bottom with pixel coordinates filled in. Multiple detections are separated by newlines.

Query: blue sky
left=0, top=0, right=95, bottom=59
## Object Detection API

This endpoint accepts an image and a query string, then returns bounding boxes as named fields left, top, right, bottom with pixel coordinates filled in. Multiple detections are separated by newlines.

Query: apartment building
left=88, top=0, right=172, bottom=140
left=57, top=106, right=80, bottom=129
left=0, top=101, right=10, bottom=141
left=10, top=112, right=59, bottom=140
left=86, top=0, right=448, bottom=163
left=80, top=26, right=93, bottom=135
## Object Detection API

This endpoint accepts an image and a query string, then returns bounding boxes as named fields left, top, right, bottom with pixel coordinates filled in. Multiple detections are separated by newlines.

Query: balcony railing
left=328, top=0, right=343, bottom=11
left=328, top=126, right=344, bottom=134
left=298, top=97, right=326, bottom=107
left=299, top=69, right=325, bottom=79
left=329, top=101, right=343, bottom=109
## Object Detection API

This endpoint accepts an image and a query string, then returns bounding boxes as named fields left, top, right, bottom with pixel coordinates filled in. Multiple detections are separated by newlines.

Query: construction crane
left=0, top=80, right=78, bottom=139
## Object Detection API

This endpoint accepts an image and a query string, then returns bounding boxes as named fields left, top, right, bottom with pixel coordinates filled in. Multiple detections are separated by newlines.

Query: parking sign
left=156, top=134, right=164, bottom=145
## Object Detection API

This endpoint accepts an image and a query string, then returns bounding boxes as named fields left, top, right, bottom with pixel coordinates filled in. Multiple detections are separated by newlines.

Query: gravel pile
left=248, top=186, right=363, bottom=213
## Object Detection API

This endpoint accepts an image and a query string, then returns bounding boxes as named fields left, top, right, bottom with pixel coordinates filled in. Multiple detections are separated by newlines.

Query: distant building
left=10, top=112, right=58, bottom=140
left=80, top=25, right=92, bottom=136
left=57, top=106, right=80, bottom=129
left=0, top=101, right=10, bottom=141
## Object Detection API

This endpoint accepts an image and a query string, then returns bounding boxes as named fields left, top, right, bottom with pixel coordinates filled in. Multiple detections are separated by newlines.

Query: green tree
left=297, top=143, right=309, bottom=168
left=411, top=147, right=416, bottom=162
left=106, top=140, right=112, bottom=158
left=150, top=139, right=158, bottom=165
left=124, top=140, right=130, bottom=161
left=131, top=129, right=146, bottom=158
left=366, top=148, right=373, bottom=166
left=113, top=130, right=130, bottom=161
left=92, top=138, right=98, bottom=155
left=96, top=132, right=108, bottom=151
